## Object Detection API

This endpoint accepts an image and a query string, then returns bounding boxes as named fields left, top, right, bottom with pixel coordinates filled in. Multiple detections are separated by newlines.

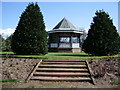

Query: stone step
left=43, top=60, right=85, bottom=62
left=27, top=60, right=94, bottom=84
left=33, top=72, right=90, bottom=77
left=39, top=64, right=87, bottom=68
left=36, top=68, right=88, bottom=72
left=31, top=76, right=91, bottom=81
left=42, top=62, right=86, bottom=65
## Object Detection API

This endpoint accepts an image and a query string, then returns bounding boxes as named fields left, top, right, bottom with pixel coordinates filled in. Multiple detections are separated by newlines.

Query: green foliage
left=0, top=35, right=6, bottom=51
left=0, top=34, right=12, bottom=51
left=118, top=36, right=120, bottom=52
left=111, top=81, right=120, bottom=85
left=0, top=79, right=19, bottom=82
left=0, top=52, right=14, bottom=54
left=1, top=52, right=120, bottom=60
left=11, top=3, right=48, bottom=55
left=82, top=10, right=120, bottom=56
left=5, top=35, right=12, bottom=51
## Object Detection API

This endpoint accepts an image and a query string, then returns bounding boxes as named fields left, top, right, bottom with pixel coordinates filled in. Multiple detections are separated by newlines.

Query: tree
left=118, top=36, right=120, bottom=52
left=0, top=34, right=13, bottom=51
left=82, top=10, right=120, bottom=56
left=11, top=3, right=48, bottom=55
left=80, top=30, right=88, bottom=48
left=0, top=35, right=6, bottom=51
left=5, top=35, right=12, bottom=51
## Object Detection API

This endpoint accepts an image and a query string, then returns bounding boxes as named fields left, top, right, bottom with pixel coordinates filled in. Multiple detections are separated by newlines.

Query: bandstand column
left=70, top=36, right=72, bottom=48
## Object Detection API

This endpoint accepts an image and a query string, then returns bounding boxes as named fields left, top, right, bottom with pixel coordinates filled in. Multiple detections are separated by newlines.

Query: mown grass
left=111, top=81, right=120, bottom=85
left=1, top=51, right=120, bottom=60
left=0, top=79, right=19, bottom=82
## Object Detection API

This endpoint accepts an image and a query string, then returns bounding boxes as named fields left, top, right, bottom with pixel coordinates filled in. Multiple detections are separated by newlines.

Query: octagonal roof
left=53, top=17, right=76, bottom=29
left=48, top=18, right=84, bottom=34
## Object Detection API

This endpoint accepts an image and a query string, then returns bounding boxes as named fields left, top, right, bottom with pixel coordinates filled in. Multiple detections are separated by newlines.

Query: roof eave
left=48, top=30, right=84, bottom=34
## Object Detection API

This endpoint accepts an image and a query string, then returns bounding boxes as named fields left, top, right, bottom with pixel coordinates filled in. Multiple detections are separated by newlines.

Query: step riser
left=39, top=65, right=86, bottom=67
left=37, top=68, right=88, bottom=70
left=41, top=63, right=86, bottom=65
left=38, top=66, right=87, bottom=68
left=36, top=70, right=88, bottom=72
left=33, top=74, right=90, bottom=77
left=31, top=77, right=91, bottom=81
left=36, top=68, right=88, bottom=72
left=31, top=79, right=91, bottom=81
left=43, top=60, right=85, bottom=62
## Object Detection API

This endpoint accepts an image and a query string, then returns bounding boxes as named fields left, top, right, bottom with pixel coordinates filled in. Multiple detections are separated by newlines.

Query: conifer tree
left=0, top=35, right=6, bottom=51
left=11, top=3, right=48, bottom=55
left=82, top=10, right=119, bottom=56
left=5, top=35, right=12, bottom=51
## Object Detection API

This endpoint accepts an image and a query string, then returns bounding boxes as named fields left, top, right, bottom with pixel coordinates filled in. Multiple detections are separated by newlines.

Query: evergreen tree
left=11, top=3, right=48, bottom=55
left=119, top=36, right=120, bottom=52
left=5, top=35, right=12, bottom=51
left=0, top=35, right=6, bottom=51
left=82, top=10, right=119, bottom=56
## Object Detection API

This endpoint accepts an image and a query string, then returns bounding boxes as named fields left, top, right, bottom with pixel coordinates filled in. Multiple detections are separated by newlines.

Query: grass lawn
left=0, top=79, right=19, bottom=82
left=1, top=51, right=120, bottom=60
left=0, top=52, right=14, bottom=54
left=111, top=81, right=120, bottom=85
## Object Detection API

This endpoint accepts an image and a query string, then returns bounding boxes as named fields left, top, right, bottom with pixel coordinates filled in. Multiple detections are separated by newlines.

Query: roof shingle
left=53, top=17, right=76, bottom=29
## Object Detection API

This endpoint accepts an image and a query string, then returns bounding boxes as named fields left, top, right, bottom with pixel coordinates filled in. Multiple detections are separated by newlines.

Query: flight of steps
left=27, top=60, right=94, bottom=84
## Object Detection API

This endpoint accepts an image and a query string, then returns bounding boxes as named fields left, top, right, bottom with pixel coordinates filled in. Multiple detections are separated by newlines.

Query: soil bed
left=1, top=57, right=120, bottom=88
left=88, top=57, right=120, bottom=85
left=2, top=58, right=40, bottom=81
